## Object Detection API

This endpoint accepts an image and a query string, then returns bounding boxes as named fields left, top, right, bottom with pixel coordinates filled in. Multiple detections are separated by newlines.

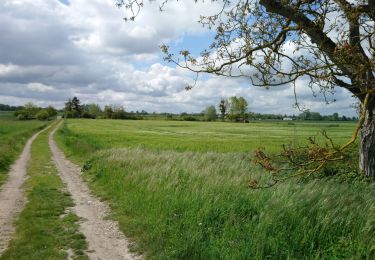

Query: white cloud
left=0, top=64, right=19, bottom=76
left=26, top=83, right=54, bottom=92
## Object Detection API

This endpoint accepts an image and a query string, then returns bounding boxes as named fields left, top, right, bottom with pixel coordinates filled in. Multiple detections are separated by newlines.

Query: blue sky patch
left=58, top=0, right=70, bottom=5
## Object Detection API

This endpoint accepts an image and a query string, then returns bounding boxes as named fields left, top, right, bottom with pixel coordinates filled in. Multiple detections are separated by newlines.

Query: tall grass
left=80, top=148, right=375, bottom=259
left=56, top=119, right=375, bottom=259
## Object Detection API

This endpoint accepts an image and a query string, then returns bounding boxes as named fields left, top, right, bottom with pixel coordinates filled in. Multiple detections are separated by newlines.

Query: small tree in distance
left=87, top=103, right=102, bottom=118
left=103, top=105, right=113, bottom=119
left=229, top=96, right=248, bottom=122
left=64, top=97, right=82, bottom=118
left=238, top=97, right=248, bottom=122
left=218, top=98, right=229, bottom=121
left=204, top=105, right=217, bottom=121
left=112, top=105, right=127, bottom=119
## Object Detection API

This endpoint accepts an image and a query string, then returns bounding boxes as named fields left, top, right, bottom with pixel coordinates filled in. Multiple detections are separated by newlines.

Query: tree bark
left=359, top=107, right=375, bottom=177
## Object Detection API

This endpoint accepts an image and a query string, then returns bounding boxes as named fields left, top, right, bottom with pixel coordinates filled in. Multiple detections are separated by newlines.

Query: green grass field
left=0, top=112, right=46, bottom=185
left=56, top=119, right=375, bottom=259
left=0, top=111, right=17, bottom=120
left=56, top=119, right=356, bottom=156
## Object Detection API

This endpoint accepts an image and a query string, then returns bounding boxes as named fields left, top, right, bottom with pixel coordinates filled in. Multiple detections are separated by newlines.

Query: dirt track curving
left=0, top=127, right=47, bottom=255
left=49, top=122, right=141, bottom=260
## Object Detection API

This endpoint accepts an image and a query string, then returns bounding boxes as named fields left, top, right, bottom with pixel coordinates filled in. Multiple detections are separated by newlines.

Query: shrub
left=36, top=110, right=50, bottom=121
left=183, top=116, right=198, bottom=121
left=82, top=111, right=96, bottom=119
left=14, top=110, right=33, bottom=120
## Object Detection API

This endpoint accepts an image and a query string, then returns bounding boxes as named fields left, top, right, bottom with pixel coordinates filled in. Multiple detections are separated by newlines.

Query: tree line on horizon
left=0, top=104, right=24, bottom=111
left=63, top=97, right=144, bottom=120
left=62, top=96, right=251, bottom=122
left=63, top=96, right=357, bottom=122
left=0, top=98, right=358, bottom=122
left=202, top=97, right=357, bottom=122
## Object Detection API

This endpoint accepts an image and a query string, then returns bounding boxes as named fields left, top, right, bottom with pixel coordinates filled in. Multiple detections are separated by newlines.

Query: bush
left=15, top=110, right=33, bottom=120
left=204, top=105, right=217, bottom=121
left=46, top=106, right=57, bottom=118
left=183, top=116, right=198, bottom=121
left=82, top=112, right=96, bottom=119
left=16, top=114, right=27, bottom=120
left=64, top=111, right=80, bottom=118
left=36, top=110, right=50, bottom=121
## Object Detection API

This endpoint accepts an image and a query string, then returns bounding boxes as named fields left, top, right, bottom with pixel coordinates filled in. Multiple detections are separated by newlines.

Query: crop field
left=57, top=119, right=356, bottom=155
left=0, top=112, right=46, bottom=185
left=56, top=119, right=375, bottom=259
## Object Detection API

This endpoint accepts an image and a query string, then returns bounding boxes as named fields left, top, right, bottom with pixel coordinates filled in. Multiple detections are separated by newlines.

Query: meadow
left=56, top=119, right=356, bottom=155
left=0, top=112, right=46, bottom=185
left=56, top=119, right=375, bottom=259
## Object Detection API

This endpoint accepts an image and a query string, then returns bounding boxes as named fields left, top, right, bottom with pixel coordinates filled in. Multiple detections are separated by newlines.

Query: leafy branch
left=251, top=89, right=375, bottom=188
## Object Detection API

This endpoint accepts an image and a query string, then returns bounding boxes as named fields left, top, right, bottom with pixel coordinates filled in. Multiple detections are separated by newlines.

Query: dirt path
left=0, top=127, right=48, bottom=255
left=49, top=123, right=141, bottom=260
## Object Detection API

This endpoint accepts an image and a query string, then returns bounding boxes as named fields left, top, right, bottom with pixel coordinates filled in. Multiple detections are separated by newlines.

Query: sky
left=0, top=0, right=358, bottom=116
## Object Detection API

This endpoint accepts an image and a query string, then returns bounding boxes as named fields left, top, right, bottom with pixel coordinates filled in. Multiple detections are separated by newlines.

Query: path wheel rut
left=0, top=127, right=48, bottom=255
left=49, top=122, right=141, bottom=260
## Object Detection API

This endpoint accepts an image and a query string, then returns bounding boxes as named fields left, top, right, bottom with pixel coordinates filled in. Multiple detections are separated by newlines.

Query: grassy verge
left=56, top=119, right=375, bottom=258
left=55, top=121, right=100, bottom=161
left=1, top=124, right=87, bottom=260
left=0, top=119, right=46, bottom=186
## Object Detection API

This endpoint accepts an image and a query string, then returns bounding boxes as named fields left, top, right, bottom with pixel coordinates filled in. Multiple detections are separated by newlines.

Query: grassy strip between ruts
left=0, top=118, right=46, bottom=186
left=0, top=123, right=87, bottom=260
left=56, top=120, right=375, bottom=259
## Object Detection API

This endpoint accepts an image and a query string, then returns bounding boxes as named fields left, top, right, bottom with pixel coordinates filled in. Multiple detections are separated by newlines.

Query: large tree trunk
left=359, top=107, right=375, bottom=177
